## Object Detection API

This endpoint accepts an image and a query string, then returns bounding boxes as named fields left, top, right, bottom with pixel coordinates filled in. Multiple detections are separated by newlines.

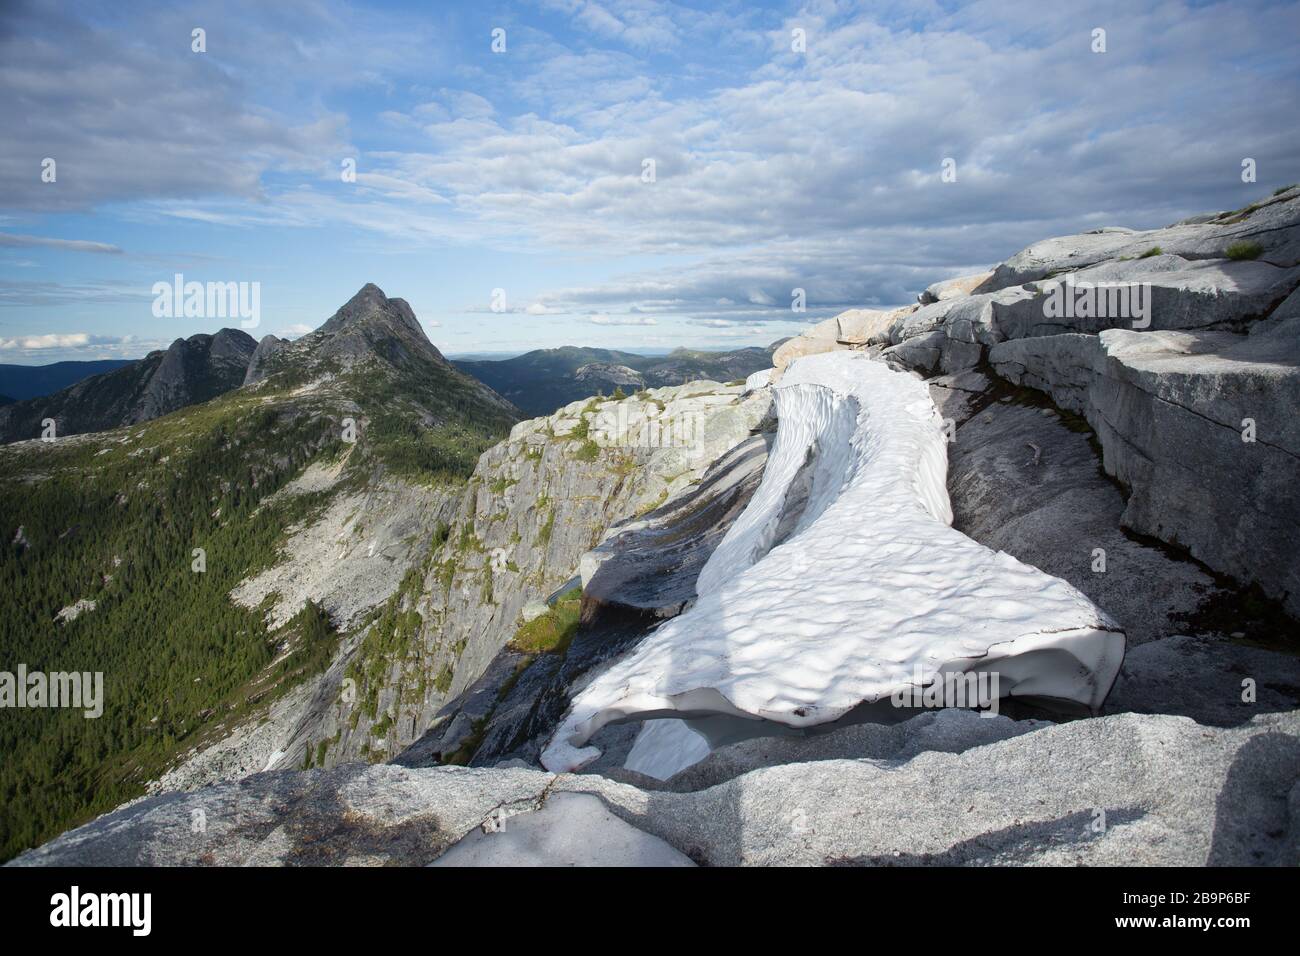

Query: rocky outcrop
left=230, top=467, right=460, bottom=631
left=14, top=705, right=1298, bottom=867
left=0, top=328, right=256, bottom=444
left=394, top=427, right=775, bottom=769
left=767, top=189, right=1300, bottom=611
left=990, top=325, right=1300, bottom=614
left=919, top=270, right=995, bottom=304
left=976, top=186, right=1300, bottom=292
left=243, top=334, right=288, bottom=385
left=573, top=362, right=645, bottom=393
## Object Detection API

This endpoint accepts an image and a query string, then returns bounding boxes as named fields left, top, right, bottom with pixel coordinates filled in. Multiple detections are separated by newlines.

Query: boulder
left=835, top=305, right=916, bottom=345
left=772, top=317, right=843, bottom=371
left=918, top=270, right=994, bottom=304
left=991, top=257, right=1300, bottom=340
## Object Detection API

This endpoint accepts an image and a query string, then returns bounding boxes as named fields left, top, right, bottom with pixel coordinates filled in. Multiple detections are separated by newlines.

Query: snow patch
left=542, top=351, right=1125, bottom=774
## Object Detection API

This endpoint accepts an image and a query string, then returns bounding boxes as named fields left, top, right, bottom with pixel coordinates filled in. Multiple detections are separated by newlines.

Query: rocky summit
left=6, top=191, right=1300, bottom=868
left=0, top=328, right=256, bottom=444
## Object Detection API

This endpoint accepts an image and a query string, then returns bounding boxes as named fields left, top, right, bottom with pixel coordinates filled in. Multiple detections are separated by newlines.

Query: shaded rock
left=991, top=326, right=1300, bottom=614
left=946, top=389, right=1221, bottom=645
left=581, top=432, right=772, bottom=616
left=1106, top=635, right=1300, bottom=727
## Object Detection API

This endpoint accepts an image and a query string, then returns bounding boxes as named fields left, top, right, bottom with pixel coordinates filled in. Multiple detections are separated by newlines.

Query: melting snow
left=543, top=351, right=1125, bottom=775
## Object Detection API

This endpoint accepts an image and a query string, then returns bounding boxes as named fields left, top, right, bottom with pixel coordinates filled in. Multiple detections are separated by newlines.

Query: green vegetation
left=433, top=665, right=454, bottom=694
left=0, top=393, right=346, bottom=860
left=1273, top=184, right=1298, bottom=196
left=568, top=415, right=591, bottom=442
left=536, top=509, right=556, bottom=547
left=573, top=438, right=601, bottom=462
left=1138, top=246, right=1162, bottom=259
left=345, top=562, right=429, bottom=721
left=508, top=588, right=582, bottom=654
left=1225, top=240, right=1263, bottom=261
left=344, top=365, right=513, bottom=484
left=0, top=330, right=517, bottom=860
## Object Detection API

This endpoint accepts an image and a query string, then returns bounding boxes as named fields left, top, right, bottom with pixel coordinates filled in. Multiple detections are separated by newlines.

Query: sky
left=1, top=0, right=1298, bottom=364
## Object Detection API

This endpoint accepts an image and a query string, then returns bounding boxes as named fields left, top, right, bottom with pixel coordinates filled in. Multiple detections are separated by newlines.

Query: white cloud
left=588, top=314, right=656, bottom=326
left=0, top=233, right=124, bottom=254
left=3, top=0, right=1297, bottom=347
left=0, top=332, right=90, bottom=349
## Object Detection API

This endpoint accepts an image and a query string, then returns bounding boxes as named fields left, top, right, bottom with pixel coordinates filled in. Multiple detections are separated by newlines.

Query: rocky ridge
left=0, top=328, right=256, bottom=444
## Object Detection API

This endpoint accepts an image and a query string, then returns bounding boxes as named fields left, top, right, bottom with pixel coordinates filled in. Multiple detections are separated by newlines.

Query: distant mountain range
left=455, top=343, right=780, bottom=416
left=0, top=331, right=256, bottom=444
left=0, top=334, right=781, bottom=443
left=0, top=359, right=133, bottom=401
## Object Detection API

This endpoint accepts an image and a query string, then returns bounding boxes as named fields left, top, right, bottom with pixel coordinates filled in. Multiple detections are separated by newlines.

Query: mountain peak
left=318, top=283, right=424, bottom=339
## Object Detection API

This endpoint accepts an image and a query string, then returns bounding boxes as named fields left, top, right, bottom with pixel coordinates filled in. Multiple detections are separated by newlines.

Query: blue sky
left=1, top=0, right=1298, bottom=363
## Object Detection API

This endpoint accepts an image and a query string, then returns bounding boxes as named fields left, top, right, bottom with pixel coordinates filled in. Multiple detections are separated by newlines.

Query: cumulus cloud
left=3, top=0, right=1297, bottom=342
left=306, top=0, right=1299, bottom=319
left=0, top=0, right=352, bottom=211
left=0, top=332, right=134, bottom=350
left=0, top=332, right=90, bottom=349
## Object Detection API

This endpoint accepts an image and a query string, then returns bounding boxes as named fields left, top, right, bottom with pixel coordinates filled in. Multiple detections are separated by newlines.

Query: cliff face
left=150, top=379, right=773, bottom=786
left=0, top=328, right=256, bottom=444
